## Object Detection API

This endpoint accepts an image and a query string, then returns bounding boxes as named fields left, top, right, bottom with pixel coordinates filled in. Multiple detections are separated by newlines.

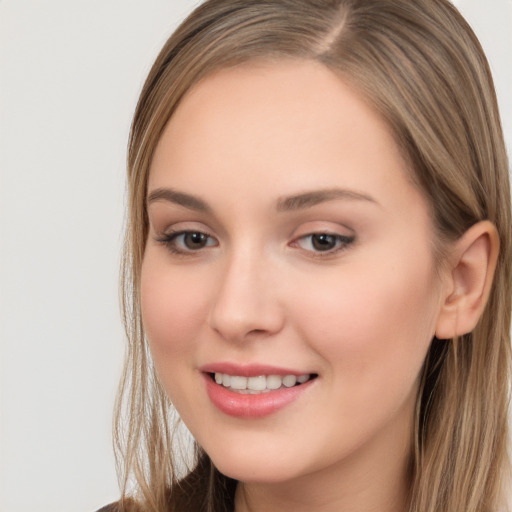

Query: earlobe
left=435, top=221, right=499, bottom=339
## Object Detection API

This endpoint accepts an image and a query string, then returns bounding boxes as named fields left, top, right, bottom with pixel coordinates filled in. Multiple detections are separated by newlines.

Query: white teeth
left=266, top=375, right=282, bottom=390
left=247, top=375, right=266, bottom=391
left=282, top=375, right=297, bottom=387
left=230, top=376, right=247, bottom=390
left=213, top=372, right=312, bottom=392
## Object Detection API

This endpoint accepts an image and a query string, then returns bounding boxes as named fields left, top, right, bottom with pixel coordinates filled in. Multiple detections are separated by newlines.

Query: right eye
left=290, top=232, right=355, bottom=256
left=157, top=230, right=218, bottom=254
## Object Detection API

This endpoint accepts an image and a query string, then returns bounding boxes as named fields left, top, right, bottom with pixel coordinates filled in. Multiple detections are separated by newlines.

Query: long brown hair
left=114, top=1, right=511, bottom=510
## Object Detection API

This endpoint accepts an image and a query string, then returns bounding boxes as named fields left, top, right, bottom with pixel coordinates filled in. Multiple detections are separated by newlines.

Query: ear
left=435, top=221, right=499, bottom=339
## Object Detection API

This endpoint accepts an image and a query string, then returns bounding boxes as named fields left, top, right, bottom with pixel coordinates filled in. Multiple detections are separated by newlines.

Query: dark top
left=96, top=454, right=237, bottom=512
left=96, top=506, right=115, bottom=512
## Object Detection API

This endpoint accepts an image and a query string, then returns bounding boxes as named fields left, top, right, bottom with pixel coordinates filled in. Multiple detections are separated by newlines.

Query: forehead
left=148, top=59, right=420, bottom=214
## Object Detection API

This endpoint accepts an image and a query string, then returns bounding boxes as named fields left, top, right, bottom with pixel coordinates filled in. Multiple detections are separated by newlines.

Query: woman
left=101, top=0, right=511, bottom=510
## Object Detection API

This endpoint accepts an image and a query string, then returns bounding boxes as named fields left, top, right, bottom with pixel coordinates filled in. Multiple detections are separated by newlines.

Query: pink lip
left=200, top=363, right=316, bottom=418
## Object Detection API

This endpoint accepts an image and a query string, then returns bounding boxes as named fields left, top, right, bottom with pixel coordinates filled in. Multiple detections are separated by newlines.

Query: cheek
left=292, top=258, right=440, bottom=390
left=140, top=253, right=209, bottom=363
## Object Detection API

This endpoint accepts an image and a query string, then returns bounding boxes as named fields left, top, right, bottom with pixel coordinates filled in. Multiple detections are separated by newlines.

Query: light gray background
left=0, top=1, right=510, bottom=511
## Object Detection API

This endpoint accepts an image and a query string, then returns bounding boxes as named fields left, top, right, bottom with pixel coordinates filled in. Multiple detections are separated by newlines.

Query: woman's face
left=141, top=61, right=447, bottom=488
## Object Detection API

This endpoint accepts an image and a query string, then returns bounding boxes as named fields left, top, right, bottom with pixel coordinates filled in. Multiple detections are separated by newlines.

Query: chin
left=208, top=448, right=302, bottom=484
left=215, top=462, right=299, bottom=484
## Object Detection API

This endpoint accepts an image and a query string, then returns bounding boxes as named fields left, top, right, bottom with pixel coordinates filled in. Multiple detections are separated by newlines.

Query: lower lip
left=204, top=374, right=314, bottom=418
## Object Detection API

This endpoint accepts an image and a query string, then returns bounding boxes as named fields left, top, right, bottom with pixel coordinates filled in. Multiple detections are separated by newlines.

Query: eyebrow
left=276, top=188, right=378, bottom=211
left=147, top=188, right=211, bottom=212
left=146, top=186, right=378, bottom=213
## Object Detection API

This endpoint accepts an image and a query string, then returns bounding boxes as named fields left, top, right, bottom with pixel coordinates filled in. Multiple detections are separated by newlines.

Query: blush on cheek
left=142, top=292, right=192, bottom=352
left=297, top=266, right=436, bottom=375
left=140, top=260, right=211, bottom=360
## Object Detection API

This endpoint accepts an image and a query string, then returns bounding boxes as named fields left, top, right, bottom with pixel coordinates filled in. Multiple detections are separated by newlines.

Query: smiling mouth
left=209, top=372, right=318, bottom=394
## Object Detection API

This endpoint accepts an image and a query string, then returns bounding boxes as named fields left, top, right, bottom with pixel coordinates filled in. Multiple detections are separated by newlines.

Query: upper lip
left=199, top=362, right=313, bottom=377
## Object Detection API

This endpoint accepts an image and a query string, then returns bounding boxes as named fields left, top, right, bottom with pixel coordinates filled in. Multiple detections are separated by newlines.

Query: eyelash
left=155, top=230, right=355, bottom=257
left=291, top=233, right=355, bottom=257
left=155, top=230, right=218, bottom=255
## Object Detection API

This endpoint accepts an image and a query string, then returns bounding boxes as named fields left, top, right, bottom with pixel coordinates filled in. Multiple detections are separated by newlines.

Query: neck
left=235, top=454, right=410, bottom=512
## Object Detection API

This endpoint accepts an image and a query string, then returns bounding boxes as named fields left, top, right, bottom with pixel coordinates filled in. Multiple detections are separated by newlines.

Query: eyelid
left=290, top=222, right=355, bottom=241
left=154, top=224, right=219, bottom=256
left=288, top=221, right=356, bottom=257
left=290, top=232, right=354, bottom=253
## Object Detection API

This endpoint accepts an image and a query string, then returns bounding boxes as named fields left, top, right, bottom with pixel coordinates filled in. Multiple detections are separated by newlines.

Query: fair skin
left=140, top=60, right=498, bottom=512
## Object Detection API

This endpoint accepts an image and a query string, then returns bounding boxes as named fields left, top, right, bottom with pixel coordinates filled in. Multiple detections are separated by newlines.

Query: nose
left=207, top=250, right=285, bottom=343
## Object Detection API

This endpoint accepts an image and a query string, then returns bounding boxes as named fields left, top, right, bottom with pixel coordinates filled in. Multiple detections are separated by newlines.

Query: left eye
left=179, top=232, right=215, bottom=250
left=294, top=233, right=354, bottom=253
left=161, top=231, right=218, bottom=252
